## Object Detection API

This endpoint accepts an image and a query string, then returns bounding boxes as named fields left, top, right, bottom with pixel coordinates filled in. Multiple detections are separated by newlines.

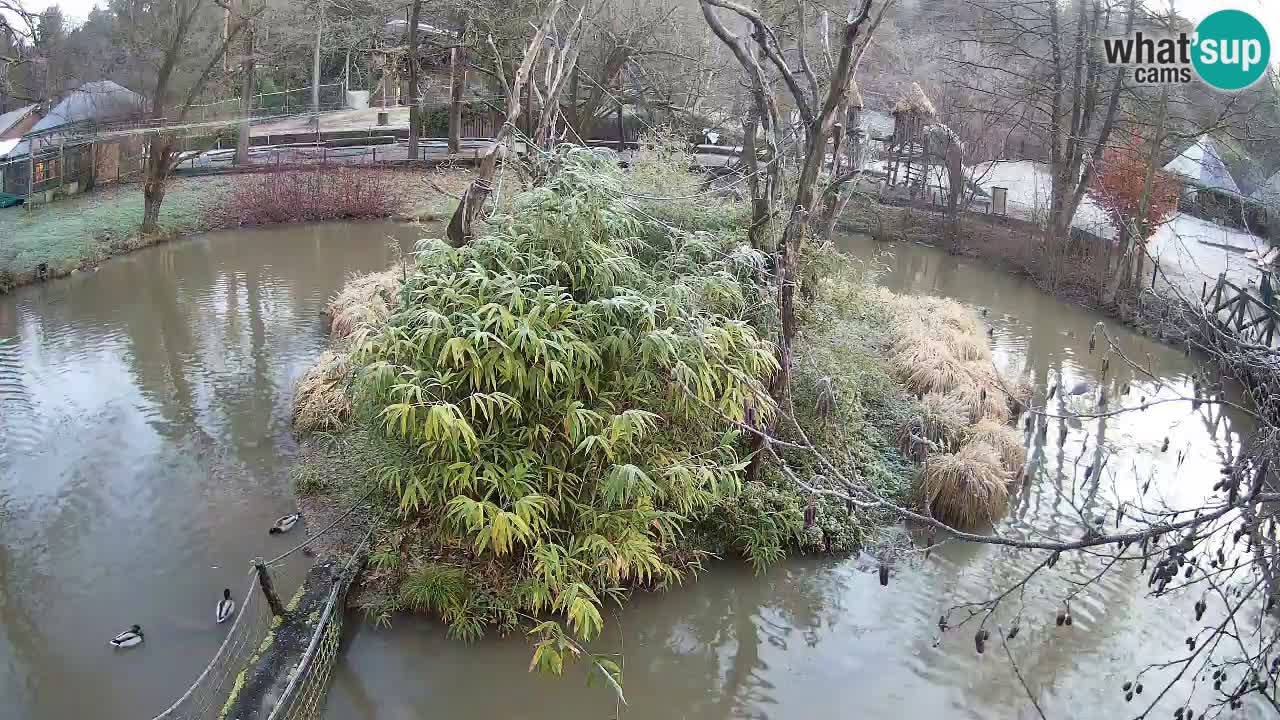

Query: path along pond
left=0, top=223, right=1259, bottom=720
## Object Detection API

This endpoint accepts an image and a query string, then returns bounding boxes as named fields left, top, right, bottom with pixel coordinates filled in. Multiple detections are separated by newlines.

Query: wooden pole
left=616, top=100, right=624, bottom=153
left=254, top=558, right=286, bottom=616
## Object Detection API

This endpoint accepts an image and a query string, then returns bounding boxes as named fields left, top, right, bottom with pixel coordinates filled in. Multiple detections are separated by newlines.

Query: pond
left=0, top=221, right=421, bottom=720
left=324, top=233, right=1258, bottom=719
left=0, top=223, right=1257, bottom=720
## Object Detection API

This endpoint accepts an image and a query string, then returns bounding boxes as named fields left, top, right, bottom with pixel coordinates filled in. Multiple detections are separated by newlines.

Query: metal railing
left=174, top=84, right=345, bottom=125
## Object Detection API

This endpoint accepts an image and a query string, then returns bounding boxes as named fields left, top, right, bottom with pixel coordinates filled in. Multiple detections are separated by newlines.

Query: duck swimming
left=269, top=513, right=301, bottom=534
left=110, top=625, right=144, bottom=649
left=216, top=588, right=235, bottom=624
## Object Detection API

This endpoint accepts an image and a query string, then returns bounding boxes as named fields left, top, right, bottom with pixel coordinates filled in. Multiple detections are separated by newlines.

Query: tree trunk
left=448, top=42, right=465, bottom=154
left=407, top=0, right=422, bottom=159
left=446, top=148, right=498, bottom=245
left=741, top=110, right=766, bottom=250
left=235, top=0, right=254, bottom=167
left=567, top=62, right=579, bottom=134
left=445, top=0, right=563, bottom=247
left=142, top=135, right=172, bottom=235
left=310, top=0, right=322, bottom=127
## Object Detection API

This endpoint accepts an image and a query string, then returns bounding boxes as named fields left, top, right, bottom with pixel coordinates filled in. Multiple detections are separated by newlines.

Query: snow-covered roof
left=2, top=81, right=145, bottom=159
left=1163, top=135, right=1240, bottom=195
left=0, top=138, right=20, bottom=159
left=0, top=104, right=38, bottom=136
left=30, top=81, right=145, bottom=133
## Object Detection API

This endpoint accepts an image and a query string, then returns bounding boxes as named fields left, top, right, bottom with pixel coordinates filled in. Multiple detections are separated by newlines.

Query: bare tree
left=701, top=0, right=881, bottom=400
left=445, top=0, right=575, bottom=246
left=942, top=0, right=1129, bottom=289
left=235, top=0, right=256, bottom=166
left=128, top=0, right=255, bottom=234
left=448, top=19, right=466, bottom=154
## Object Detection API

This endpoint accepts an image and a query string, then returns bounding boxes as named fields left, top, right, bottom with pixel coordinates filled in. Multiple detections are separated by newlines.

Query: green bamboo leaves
left=353, top=147, right=775, bottom=649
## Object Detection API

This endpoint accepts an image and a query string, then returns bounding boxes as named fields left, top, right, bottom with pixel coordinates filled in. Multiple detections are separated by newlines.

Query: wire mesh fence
left=1, top=137, right=146, bottom=201
left=177, top=84, right=346, bottom=125
left=144, top=518, right=370, bottom=720
left=148, top=573, right=272, bottom=720
left=266, top=527, right=371, bottom=720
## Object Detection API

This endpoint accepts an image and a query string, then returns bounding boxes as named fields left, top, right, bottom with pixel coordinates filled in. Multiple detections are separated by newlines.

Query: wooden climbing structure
left=885, top=82, right=937, bottom=199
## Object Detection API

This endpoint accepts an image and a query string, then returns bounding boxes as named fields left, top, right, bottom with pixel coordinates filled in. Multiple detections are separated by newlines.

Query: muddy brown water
left=0, top=221, right=423, bottom=720
left=0, top=224, right=1263, bottom=720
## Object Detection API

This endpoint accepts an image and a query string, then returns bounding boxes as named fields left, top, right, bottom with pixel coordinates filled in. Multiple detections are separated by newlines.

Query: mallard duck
left=268, top=513, right=301, bottom=535
left=110, top=625, right=144, bottom=649
left=216, top=588, right=235, bottom=624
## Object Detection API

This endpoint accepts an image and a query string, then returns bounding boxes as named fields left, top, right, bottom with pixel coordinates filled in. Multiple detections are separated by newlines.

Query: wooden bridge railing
left=1205, top=271, right=1280, bottom=348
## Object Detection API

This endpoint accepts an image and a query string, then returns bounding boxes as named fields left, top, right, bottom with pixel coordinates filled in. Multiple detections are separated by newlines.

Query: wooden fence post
left=254, top=558, right=286, bottom=617
left=616, top=101, right=624, bottom=153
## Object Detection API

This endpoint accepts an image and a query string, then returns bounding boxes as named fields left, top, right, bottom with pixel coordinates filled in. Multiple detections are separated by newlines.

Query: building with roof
left=0, top=104, right=41, bottom=141
left=1162, top=135, right=1263, bottom=232
left=1, top=81, right=147, bottom=204
left=1163, top=135, right=1240, bottom=195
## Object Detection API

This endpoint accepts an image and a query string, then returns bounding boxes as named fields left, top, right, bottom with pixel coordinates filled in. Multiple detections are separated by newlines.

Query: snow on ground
left=1145, top=212, right=1271, bottom=298
left=863, top=154, right=1274, bottom=300
left=971, top=160, right=1117, bottom=239
left=863, top=158, right=1118, bottom=238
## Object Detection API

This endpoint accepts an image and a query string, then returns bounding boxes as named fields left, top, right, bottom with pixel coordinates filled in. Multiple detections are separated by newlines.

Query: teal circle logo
left=1193, top=10, right=1270, bottom=91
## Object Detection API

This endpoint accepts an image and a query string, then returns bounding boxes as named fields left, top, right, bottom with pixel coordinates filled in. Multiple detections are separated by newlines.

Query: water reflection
left=325, top=234, right=1255, bottom=720
left=0, top=221, right=424, bottom=720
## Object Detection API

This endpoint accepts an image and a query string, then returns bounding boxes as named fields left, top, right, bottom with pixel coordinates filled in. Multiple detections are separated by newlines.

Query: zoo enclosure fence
left=146, top=518, right=370, bottom=720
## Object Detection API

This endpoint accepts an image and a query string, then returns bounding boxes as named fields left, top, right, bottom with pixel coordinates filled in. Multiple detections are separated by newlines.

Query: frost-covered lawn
left=0, top=176, right=234, bottom=278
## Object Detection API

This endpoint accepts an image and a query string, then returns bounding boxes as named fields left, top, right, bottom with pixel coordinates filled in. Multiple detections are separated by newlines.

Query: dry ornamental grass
left=326, top=269, right=401, bottom=340
left=921, top=441, right=1012, bottom=529
left=293, top=268, right=404, bottom=433
left=293, top=351, right=354, bottom=432
left=875, top=289, right=1028, bottom=527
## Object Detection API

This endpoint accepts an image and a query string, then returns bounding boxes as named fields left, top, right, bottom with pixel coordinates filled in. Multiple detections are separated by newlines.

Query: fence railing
left=1204, top=271, right=1280, bottom=348
left=176, top=84, right=346, bottom=125
left=147, top=512, right=371, bottom=720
